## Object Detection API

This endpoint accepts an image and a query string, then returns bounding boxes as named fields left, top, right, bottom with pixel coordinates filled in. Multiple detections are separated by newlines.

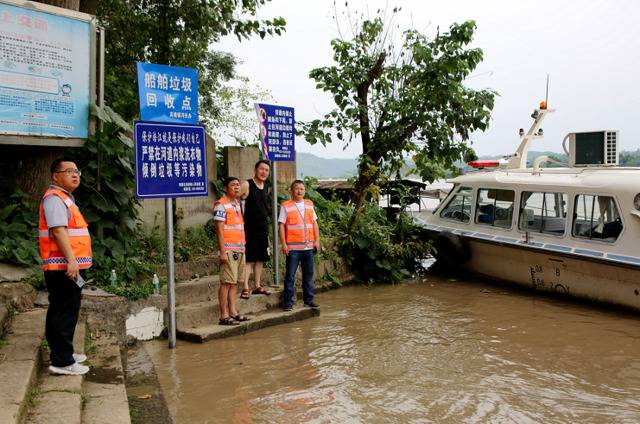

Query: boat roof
left=450, top=166, right=640, bottom=193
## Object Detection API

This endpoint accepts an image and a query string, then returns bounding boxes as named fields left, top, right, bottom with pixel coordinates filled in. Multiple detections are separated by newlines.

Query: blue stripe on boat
left=495, top=236, right=518, bottom=243
left=543, top=244, right=573, bottom=253
left=473, top=233, right=495, bottom=240
left=606, top=254, right=640, bottom=265
left=574, top=249, right=604, bottom=257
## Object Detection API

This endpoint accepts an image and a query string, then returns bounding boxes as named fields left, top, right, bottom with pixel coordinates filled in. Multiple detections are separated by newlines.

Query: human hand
left=281, top=245, right=289, bottom=256
left=65, top=260, right=79, bottom=281
left=219, top=251, right=229, bottom=264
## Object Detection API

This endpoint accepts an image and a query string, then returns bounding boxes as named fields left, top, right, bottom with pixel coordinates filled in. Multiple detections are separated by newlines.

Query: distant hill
left=297, top=153, right=357, bottom=178
left=296, top=149, right=640, bottom=179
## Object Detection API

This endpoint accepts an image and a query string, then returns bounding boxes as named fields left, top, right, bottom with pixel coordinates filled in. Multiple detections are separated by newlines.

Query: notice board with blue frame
left=254, top=103, right=295, bottom=161
left=134, top=121, right=208, bottom=198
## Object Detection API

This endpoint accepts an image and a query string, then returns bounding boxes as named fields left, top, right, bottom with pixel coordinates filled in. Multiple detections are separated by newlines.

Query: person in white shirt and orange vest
left=278, top=180, right=321, bottom=311
left=213, top=177, right=251, bottom=325
left=39, top=158, right=91, bottom=375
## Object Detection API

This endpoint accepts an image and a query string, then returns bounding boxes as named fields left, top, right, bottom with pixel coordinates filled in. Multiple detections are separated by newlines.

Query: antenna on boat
left=545, top=74, right=549, bottom=108
left=506, top=78, right=555, bottom=170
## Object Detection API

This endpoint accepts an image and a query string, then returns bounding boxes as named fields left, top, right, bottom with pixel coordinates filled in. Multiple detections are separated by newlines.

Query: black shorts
left=245, top=227, right=270, bottom=263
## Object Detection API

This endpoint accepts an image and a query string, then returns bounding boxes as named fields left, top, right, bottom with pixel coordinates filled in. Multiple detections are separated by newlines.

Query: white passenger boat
left=422, top=103, right=640, bottom=311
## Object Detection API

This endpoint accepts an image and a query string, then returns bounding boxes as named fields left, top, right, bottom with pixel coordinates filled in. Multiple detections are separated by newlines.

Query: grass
left=84, top=334, right=96, bottom=356
left=24, top=388, right=40, bottom=410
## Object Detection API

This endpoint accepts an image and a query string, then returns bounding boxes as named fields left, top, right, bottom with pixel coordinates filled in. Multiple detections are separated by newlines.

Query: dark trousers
left=44, top=270, right=82, bottom=367
left=283, top=249, right=315, bottom=307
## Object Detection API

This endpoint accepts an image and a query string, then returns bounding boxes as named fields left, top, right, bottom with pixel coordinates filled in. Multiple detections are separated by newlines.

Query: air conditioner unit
left=568, top=130, right=619, bottom=167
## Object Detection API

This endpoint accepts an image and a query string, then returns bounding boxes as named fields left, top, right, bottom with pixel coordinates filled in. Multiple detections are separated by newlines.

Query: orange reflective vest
left=38, top=187, right=92, bottom=271
left=216, top=196, right=245, bottom=252
left=282, top=199, right=316, bottom=250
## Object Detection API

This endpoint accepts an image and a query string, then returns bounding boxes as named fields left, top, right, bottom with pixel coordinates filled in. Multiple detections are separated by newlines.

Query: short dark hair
left=223, top=176, right=239, bottom=187
left=290, top=179, right=305, bottom=190
left=255, top=160, right=270, bottom=170
left=50, top=158, right=75, bottom=174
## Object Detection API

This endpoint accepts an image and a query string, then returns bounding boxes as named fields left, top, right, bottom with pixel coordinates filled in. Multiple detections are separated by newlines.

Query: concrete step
left=175, top=287, right=283, bottom=331
left=174, top=275, right=220, bottom=306
left=0, top=309, right=46, bottom=424
left=82, top=337, right=131, bottom=424
left=25, top=321, right=86, bottom=424
left=177, top=306, right=321, bottom=343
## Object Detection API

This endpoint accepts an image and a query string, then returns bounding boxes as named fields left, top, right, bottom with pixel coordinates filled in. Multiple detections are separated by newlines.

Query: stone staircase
left=0, top=303, right=131, bottom=423
left=174, top=274, right=321, bottom=343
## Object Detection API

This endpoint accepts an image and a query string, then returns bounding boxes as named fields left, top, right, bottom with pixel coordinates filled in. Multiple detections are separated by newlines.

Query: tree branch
left=356, top=51, right=386, bottom=154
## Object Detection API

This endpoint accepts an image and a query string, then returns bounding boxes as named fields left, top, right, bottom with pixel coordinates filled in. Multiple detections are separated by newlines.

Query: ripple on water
left=147, top=281, right=640, bottom=423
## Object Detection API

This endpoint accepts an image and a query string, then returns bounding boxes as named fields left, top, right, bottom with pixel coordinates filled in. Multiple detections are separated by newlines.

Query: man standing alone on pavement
left=39, top=158, right=91, bottom=375
left=239, top=160, right=272, bottom=299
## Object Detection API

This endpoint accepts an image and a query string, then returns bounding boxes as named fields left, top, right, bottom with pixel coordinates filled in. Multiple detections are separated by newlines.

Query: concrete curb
left=177, top=307, right=321, bottom=343
left=0, top=309, right=46, bottom=424
left=82, top=337, right=131, bottom=424
left=26, top=321, right=86, bottom=424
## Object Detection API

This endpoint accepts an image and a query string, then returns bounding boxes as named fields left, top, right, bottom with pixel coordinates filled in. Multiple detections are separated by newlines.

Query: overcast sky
left=216, top=0, right=640, bottom=159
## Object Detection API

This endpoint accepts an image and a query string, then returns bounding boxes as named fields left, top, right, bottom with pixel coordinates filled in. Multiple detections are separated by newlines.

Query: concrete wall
left=138, top=133, right=217, bottom=232
left=223, top=145, right=297, bottom=194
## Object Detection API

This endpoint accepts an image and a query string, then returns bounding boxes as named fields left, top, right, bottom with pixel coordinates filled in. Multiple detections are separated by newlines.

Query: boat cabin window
left=475, top=189, right=515, bottom=228
left=439, top=186, right=472, bottom=222
left=519, top=191, right=568, bottom=235
left=572, top=195, right=623, bottom=242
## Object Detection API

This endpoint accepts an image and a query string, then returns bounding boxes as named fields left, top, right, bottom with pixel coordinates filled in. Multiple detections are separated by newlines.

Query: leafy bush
left=304, top=178, right=430, bottom=283
left=0, top=191, right=39, bottom=265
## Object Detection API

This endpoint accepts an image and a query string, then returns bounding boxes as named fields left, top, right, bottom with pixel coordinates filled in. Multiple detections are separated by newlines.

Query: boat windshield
left=439, top=186, right=472, bottom=223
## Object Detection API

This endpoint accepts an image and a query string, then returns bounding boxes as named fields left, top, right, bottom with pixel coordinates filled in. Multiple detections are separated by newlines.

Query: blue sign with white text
left=254, top=103, right=295, bottom=161
left=134, top=121, right=208, bottom=198
left=137, top=62, right=198, bottom=124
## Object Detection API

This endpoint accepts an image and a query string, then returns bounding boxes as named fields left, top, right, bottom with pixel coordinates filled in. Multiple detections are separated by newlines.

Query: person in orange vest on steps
left=279, top=180, right=321, bottom=311
left=213, top=177, right=251, bottom=325
left=39, top=158, right=91, bottom=376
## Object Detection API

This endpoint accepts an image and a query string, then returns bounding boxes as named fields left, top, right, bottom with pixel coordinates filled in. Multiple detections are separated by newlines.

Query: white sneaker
left=49, top=362, right=89, bottom=375
left=73, top=353, right=87, bottom=363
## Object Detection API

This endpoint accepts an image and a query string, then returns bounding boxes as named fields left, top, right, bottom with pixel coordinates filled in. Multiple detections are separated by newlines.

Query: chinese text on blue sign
left=0, top=2, right=91, bottom=138
left=254, top=103, right=295, bottom=161
left=134, top=122, right=207, bottom=198
left=137, top=62, right=198, bottom=124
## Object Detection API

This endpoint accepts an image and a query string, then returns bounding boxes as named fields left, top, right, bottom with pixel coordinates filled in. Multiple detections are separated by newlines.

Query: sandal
left=240, top=289, right=250, bottom=300
left=231, top=314, right=251, bottom=322
left=219, top=317, right=239, bottom=326
left=251, top=286, right=271, bottom=296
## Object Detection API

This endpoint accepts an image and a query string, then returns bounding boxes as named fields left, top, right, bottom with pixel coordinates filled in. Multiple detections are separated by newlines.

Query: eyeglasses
left=54, top=169, right=82, bottom=176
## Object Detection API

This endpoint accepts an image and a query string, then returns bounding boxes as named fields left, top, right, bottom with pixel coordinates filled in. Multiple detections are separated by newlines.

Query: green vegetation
left=301, top=12, right=495, bottom=223
left=0, top=1, right=280, bottom=299
left=0, top=191, right=39, bottom=265
left=306, top=179, right=429, bottom=284
left=97, top=0, right=285, bottom=123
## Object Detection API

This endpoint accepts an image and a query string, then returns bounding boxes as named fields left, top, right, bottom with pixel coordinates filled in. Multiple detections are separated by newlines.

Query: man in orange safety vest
left=39, top=158, right=91, bottom=376
left=278, top=180, right=321, bottom=311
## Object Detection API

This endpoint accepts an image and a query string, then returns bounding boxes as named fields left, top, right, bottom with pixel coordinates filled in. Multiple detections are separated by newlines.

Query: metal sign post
left=165, top=199, right=176, bottom=348
left=271, top=161, right=279, bottom=286
left=133, top=121, right=207, bottom=349
left=135, top=62, right=203, bottom=349
left=254, top=103, right=295, bottom=289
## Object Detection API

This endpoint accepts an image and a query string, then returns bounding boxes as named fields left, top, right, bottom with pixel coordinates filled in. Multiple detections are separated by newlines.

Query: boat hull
left=428, top=230, right=640, bottom=312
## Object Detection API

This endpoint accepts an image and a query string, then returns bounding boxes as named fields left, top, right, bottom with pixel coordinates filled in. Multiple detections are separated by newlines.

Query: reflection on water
left=145, top=275, right=640, bottom=423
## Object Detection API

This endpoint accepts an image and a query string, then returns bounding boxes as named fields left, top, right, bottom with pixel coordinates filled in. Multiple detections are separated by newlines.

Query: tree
left=300, top=13, right=495, bottom=223
left=2, top=0, right=286, bottom=201
left=96, top=0, right=286, bottom=122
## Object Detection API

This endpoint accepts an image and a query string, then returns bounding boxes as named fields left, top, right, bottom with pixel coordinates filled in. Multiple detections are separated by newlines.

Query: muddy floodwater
left=145, top=274, right=640, bottom=423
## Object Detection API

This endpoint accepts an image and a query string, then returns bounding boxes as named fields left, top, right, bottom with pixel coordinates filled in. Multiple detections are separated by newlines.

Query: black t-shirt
left=244, top=179, right=270, bottom=232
